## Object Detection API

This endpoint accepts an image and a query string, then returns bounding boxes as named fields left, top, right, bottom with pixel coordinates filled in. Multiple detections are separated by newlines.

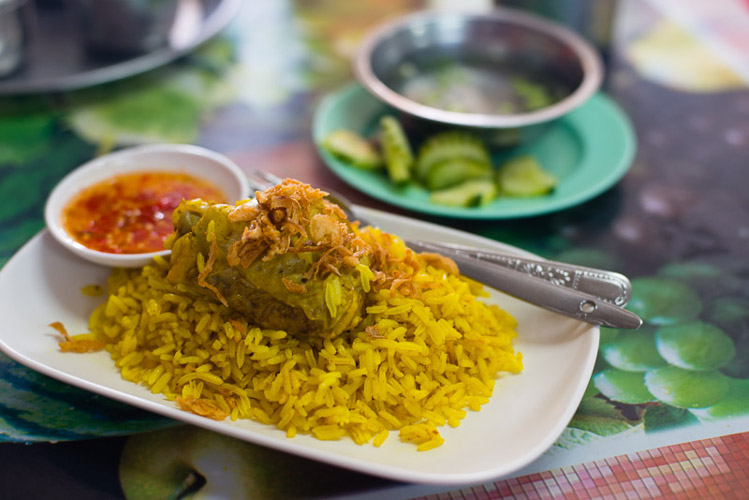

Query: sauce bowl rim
left=44, top=143, right=249, bottom=268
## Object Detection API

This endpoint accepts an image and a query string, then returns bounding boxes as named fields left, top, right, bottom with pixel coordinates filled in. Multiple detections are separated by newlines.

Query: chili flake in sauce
left=63, top=171, right=227, bottom=254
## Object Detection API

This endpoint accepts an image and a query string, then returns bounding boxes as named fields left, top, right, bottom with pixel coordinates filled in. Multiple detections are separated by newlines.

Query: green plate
left=313, top=83, right=636, bottom=219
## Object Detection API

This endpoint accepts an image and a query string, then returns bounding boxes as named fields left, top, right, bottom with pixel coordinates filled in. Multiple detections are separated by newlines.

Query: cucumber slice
left=322, top=129, right=382, bottom=170
left=429, top=178, right=498, bottom=207
left=415, top=131, right=490, bottom=182
left=496, top=155, right=557, bottom=196
left=380, top=115, right=414, bottom=184
left=426, top=159, right=491, bottom=191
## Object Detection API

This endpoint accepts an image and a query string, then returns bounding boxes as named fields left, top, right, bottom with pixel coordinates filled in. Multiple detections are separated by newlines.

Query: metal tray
left=0, top=0, right=242, bottom=95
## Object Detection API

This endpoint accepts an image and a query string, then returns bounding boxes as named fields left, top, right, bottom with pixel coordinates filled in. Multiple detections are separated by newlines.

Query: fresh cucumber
left=429, top=178, right=498, bottom=207
left=380, top=115, right=414, bottom=184
left=425, top=159, right=491, bottom=191
left=415, top=131, right=490, bottom=183
left=496, top=155, right=557, bottom=196
left=322, top=129, right=382, bottom=170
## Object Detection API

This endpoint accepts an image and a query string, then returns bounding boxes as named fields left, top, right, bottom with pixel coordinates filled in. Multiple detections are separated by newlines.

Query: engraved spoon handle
left=408, top=240, right=632, bottom=306
left=425, top=245, right=642, bottom=329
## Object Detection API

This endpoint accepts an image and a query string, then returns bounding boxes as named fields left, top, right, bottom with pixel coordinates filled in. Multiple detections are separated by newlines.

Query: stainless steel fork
left=245, top=171, right=642, bottom=329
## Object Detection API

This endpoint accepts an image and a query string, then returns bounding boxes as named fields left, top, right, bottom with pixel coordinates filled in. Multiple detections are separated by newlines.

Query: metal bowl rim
left=353, top=7, right=604, bottom=129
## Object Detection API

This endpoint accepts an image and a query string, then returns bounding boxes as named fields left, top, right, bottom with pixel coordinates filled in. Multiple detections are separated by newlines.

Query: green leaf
left=65, top=41, right=240, bottom=148
left=0, top=168, right=46, bottom=223
left=658, top=261, right=731, bottom=293
left=645, top=367, right=731, bottom=408
left=600, top=326, right=668, bottom=372
left=582, top=379, right=600, bottom=399
left=0, top=111, right=57, bottom=165
left=0, top=354, right=175, bottom=442
left=707, top=297, right=749, bottom=333
left=689, top=379, right=749, bottom=422
left=0, top=135, right=94, bottom=224
left=628, top=277, right=702, bottom=326
left=594, top=368, right=657, bottom=404
left=68, top=85, right=203, bottom=145
left=721, top=339, right=749, bottom=378
left=655, top=321, right=735, bottom=371
left=599, top=327, right=620, bottom=345
left=552, top=427, right=603, bottom=450
left=643, top=404, right=699, bottom=433
left=568, top=397, right=634, bottom=436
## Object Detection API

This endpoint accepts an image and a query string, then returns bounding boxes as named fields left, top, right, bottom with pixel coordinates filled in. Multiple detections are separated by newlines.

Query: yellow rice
left=86, top=234, right=522, bottom=450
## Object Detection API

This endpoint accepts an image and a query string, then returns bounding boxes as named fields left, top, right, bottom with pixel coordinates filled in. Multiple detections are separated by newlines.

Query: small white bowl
left=45, top=143, right=249, bottom=268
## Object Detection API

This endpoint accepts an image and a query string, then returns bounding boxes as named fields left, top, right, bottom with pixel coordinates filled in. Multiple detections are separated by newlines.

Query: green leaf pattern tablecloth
left=0, top=1, right=747, bottom=497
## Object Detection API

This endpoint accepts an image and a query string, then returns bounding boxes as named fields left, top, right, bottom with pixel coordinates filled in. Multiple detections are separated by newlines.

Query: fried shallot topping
left=419, top=252, right=460, bottom=276
left=365, top=325, right=383, bottom=338
left=225, top=179, right=371, bottom=279
left=51, top=322, right=105, bottom=353
left=282, top=277, right=307, bottom=294
left=197, top=238, right=228, bottom=307
left=356, top=229, right=425, bottom=296
left=176, top=395, right=228, bottom=420
left=219, top=179, right=459, bottom=298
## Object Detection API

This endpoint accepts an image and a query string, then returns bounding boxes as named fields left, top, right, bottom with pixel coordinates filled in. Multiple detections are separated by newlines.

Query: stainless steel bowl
left=74, top=0, right=179, bottom=56
left=0, top=0, right=30, bottom=78
left=353, top=8, right=603, bottom=130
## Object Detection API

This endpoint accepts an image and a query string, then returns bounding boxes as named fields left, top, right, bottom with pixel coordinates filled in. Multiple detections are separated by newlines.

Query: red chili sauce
left=63, top=171, right=227, bottom=254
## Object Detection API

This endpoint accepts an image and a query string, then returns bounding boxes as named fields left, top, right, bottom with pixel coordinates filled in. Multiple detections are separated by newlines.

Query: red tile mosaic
left=409, top=432, right=749, bottom=500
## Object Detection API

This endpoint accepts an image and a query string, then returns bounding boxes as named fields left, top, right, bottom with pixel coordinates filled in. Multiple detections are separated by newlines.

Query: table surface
left=1, top=0, right=748, bottom=498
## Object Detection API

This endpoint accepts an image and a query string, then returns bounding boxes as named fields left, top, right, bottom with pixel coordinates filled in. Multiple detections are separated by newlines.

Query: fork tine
left=256, top=171, right=283, bottom=186
left=246, top=170, right=276, bottom=193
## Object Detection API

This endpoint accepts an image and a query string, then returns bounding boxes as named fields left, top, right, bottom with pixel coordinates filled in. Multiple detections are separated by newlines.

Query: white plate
left=0, top=206, right=598, bottom=485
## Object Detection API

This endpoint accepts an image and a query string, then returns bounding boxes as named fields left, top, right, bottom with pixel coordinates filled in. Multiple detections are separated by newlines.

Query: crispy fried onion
left=419, top=252, right=460, bottom=275
left=356, top=230, right=426, bottom=297
left=198, top=238, right=228, bottom=306
left=176, top=395, right=228, bottom=420
left=225, top=179, right=370, bottom=279
left=223, top=179, right=459, bottom=298
left=51, top=321, right=105, bottom=353
left=365, top=325, right=383, bottom=338
left=282, top=277, right=307, bottom=294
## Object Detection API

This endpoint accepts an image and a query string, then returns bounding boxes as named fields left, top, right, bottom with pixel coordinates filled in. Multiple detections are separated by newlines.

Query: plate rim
left=313, top=83, right=636, bottom=219
left=0, top=208, right=599, bottom=485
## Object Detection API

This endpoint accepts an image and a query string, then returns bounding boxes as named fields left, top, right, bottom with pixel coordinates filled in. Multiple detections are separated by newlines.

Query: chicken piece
left=165, top=180, right=371, bottom=338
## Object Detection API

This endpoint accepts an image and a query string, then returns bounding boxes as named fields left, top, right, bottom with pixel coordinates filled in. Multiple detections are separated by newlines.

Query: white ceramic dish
left=44, top=143, right=249, bottom=268
left=0, top=207, right=598, bottom=485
